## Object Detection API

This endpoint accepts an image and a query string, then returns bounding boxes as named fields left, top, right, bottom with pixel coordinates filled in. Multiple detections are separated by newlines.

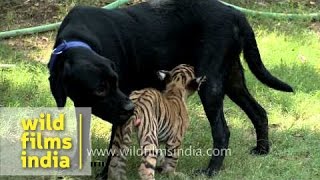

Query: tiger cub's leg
left=158, top=138, right=182, bottom=174
left=108, top=121, right=132, bottom=180
left=137, top=120, right=158, bottom=180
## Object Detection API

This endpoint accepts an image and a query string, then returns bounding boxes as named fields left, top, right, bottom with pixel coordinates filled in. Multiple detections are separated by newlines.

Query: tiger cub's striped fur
left=108, top=64, right=206, bottom=180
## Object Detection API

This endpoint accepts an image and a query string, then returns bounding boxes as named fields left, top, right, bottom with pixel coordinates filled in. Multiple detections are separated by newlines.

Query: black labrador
left=48, top=0, right=293, bottom=178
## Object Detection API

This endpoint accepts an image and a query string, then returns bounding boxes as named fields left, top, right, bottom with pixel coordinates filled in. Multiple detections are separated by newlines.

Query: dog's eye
left=94, top=87, right=106, bottom=96
left=94, top=83, right=109, bottom=96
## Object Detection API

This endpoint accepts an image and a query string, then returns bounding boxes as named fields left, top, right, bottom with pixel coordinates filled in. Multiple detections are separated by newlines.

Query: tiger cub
left=108, top=64, right=206, bottom=180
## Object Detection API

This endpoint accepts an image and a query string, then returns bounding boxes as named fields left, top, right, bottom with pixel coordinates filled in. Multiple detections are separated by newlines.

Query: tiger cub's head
left=157, top=64, right=206, bottom=98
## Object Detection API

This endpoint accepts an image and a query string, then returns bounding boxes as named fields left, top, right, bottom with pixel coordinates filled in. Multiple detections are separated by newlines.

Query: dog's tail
left=239, top=15, right=294, bottom=92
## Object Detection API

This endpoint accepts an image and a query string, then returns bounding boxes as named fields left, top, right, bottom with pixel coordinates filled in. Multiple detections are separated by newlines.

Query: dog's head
left=48, top=42, right=134, bottom=125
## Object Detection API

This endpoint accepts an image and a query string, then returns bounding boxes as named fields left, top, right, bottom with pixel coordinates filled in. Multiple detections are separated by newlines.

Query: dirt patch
left=0, top=0, right=61, bottom=31
left=0, top=0, right=118, bottom=32
left=5, top=32, right=55, bottom=63
left=0, top=0, right=119, bottom=63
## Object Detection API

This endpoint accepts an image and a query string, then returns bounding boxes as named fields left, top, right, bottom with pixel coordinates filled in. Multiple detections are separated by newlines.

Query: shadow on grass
left=243, top=62, right=320, bottom=114
left=269, top=63, right=320, bottom=93
left=245, top=62, right=320, bottom=93
left=1, top=121, right=319, bottom=180
left=83, top=117, right=320, bottom=180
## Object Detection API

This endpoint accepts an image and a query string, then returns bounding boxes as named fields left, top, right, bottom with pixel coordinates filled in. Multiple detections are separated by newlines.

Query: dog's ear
left=48, top=59, right=68, bottom=108
left=49, top=74, right=66, bottom=108
left=157, top=70, right=171, bottom=81
left=187, top=76, right=206, bottom=91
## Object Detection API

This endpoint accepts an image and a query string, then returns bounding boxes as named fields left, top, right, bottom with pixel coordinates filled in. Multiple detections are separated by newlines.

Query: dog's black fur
left=48, top=0, right=293, bottom=178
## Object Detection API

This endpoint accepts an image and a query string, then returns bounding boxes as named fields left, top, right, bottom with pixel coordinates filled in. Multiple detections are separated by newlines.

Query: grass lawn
left=0, top=0, right=319, bottom=179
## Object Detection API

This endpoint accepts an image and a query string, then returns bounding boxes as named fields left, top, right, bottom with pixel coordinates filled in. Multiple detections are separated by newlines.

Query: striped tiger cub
left=108, top=64, right=206, bottom=180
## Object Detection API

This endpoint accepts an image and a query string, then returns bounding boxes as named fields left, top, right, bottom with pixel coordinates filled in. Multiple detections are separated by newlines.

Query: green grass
left=224, top=0, right=320, bottom=14
left=1, top=1, right=320, bottom=180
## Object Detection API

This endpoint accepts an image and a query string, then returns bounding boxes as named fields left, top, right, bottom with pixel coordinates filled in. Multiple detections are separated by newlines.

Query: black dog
left=48, top=0, right=293, bottom=178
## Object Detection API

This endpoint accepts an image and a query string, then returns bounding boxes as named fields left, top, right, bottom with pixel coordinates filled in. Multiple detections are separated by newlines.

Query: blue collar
left=49, top=40, right=92, bottom=71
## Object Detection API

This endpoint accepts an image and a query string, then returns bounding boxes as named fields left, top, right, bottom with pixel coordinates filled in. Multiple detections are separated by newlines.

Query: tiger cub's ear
left=157, top=70, right=171, bottom=81
left=188, top=76, right=206, bottom=91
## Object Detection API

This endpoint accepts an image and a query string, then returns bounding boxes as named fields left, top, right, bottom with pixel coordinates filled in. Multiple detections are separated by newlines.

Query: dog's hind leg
left=191, top=41, right=231, bottom=176
left=196, top=75, right=230, bottom=176
left=226, top=58, right=269, bottom=155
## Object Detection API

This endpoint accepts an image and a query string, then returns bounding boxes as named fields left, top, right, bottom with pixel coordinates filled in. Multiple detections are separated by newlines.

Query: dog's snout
left=119, top=101, right=135, bottom=123
left=123, top=102, right=134, bottom=112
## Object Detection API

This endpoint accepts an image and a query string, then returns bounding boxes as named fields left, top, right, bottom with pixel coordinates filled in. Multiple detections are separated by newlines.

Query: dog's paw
left=156, top=166, right=164, bottom=173
left=250, top=146, right=269, bottom=155
left=156, top=166, right=175, bottom=174
left=193, top=168, right=218, bottom=177
left=95, top=175, right=106, bottom=180
left=95, top=172, right=107, bottom=180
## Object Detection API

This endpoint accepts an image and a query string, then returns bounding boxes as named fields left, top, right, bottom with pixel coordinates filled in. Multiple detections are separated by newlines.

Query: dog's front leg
left=96, top=125, right=117, bottom=180
left=70, top=107, right=91, bottom=169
